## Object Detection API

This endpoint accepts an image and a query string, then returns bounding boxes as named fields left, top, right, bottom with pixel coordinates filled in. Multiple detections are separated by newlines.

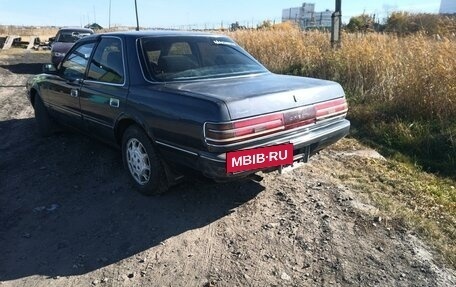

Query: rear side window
left=87, top=38, right=124, bottom=84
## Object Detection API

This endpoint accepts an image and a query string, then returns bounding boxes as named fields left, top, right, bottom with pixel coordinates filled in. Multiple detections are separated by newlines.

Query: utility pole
left=135, top=0, right=140, bottom=31
left=108, top=0, right=111, bottom=29
left=93, top=5, right=96, bottom=24
left=331, top=0, right=342, bottom=48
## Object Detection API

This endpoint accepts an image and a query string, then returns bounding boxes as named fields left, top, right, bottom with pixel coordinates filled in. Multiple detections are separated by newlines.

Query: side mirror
left=42, top=63, right=57, bottom=74
left=49, top=37, right=55, bottom=43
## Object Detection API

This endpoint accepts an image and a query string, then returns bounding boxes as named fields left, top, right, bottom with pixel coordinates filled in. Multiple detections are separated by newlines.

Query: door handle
left=70, top=89, right=78, bottom=97
left=109, top=98, right=119, bottom=108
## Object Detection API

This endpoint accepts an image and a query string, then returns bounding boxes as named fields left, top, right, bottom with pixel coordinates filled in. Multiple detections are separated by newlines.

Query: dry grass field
left=230, top=24, right=456, bottom=176
left=0, top=26, right=58, bottom=43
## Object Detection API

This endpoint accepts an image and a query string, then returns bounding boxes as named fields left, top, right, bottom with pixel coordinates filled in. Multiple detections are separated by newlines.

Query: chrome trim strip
left=84, top=79, right=125, bottom=87
left=205, top=121, right=312, bottom=148
left=155, top=140, right=198, bottom=156
left=82, top=114, right=113, bottom=128
left=244, top=119, right=350, bottom=150
left=199, top=154, right=226, bottom=163
left=48, top=103, right=81, bottom=117
left=136, top=37, right=153, bottom=84
left=317, top=104, right=347, bottom=113
left=207, top=118, right=283, bottom=134
left=316, top=114, right=347, bottom=125
left=205, top=118, right=347, bottom=149
left=206, top=126, right=285, bottom=143
left=316, top=109, right=348, bottom=120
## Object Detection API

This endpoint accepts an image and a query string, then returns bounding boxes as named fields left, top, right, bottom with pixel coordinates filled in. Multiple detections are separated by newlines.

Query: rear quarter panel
left=126, top=86, right=230, bottom=151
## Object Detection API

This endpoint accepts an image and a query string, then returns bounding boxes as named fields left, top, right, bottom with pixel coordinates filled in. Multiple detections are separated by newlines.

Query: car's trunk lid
left=163, top=73, right=345, bottom=120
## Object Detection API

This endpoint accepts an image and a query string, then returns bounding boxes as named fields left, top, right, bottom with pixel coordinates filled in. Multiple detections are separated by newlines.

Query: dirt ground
left=0, top=49, right=455, bottom=287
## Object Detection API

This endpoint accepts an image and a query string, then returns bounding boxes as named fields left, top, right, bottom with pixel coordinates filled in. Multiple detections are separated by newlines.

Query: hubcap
left=126, top=138, right=151, bottom=185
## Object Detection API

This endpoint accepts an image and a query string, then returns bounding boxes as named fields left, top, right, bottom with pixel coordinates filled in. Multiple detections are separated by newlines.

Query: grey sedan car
left=27, top=31, right=350, bottom=195
left=50, top=28, right=94, bottom=65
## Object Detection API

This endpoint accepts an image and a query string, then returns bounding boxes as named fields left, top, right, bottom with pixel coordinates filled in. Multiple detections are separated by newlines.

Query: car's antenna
left=135, top=0, right=140, bottom=31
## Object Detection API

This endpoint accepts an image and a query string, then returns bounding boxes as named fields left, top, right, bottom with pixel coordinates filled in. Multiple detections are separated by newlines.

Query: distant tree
left=346, top=17, right=362, bottom=32
left=346, top=14, right=375, bottom=32
left=230, top=21, right=247, bottom=31
left=385, top=12, right=414, bottom=34
left=413, top=14, right=440, bottom=34
left=257, top=20, right=273, bottom=30
left=384, top=12, right=455, bottom=35
left=345, top=12, right=455, bottom=36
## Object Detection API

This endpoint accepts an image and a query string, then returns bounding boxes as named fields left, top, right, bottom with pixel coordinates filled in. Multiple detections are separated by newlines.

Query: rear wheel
left=34, top=95, right=56, bottom=137
left=122, top=125, right=168, bottom=195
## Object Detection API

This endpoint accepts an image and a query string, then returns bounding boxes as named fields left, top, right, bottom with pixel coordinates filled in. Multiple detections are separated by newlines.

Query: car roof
left=80, top=30, right=227, bottom=42
left=58, top=27, right=94, bottom=33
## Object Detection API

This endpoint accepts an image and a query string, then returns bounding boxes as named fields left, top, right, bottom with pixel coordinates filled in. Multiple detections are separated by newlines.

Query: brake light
left=205, top=97, right=347, bottom=146
left=315, top=98, right=348, bottom=121
left=205, top=114, right=285, bottom=144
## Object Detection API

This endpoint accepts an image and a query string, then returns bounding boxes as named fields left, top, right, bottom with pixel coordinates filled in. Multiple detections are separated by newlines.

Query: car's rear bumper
left=156, top=119, right=350, bottom=180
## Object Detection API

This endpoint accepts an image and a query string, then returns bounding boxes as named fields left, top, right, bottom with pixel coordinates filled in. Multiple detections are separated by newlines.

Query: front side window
left=87, top=38, right=124, bottom=84
left=61, top=42, right=95, bottom=80
left=140, top=36, right=268, bottom=82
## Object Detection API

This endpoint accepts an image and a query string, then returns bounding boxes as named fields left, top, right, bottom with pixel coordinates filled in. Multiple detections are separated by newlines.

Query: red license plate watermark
left=226, top=143, right=294, bottom=173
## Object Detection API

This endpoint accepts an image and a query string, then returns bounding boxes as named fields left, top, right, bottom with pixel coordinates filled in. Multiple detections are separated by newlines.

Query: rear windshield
left=139, top=36, right=268, bottom=81
left=56, top=31, right=93, bottom=43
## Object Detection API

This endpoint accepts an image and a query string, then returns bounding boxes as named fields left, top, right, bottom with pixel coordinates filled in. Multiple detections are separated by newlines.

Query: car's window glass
left=140, top=36, right=267, bottom=82
left=87, top=38, right=124, bottom=84
left=61, top=43, right=95, bottom=80
left=56, top=31, right=92, bottom=43
left=146, top=50, right=161, bottom=64
left=168, top=42, right=192, bottom=55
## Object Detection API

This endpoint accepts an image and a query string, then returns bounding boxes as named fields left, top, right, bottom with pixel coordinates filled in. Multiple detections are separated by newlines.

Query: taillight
left=205, top=114, right=285, bottom=144
left=205, top=97, right=347, bottom=146
left=315, top=98, right=348, bottom=121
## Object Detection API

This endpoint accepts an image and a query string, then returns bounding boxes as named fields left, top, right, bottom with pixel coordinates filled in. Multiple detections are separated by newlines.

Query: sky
left=0, top=0, right=442, bottom=29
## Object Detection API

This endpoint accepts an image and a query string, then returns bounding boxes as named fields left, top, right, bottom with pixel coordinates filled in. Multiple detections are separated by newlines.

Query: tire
left=122, top=125, right=168, bottom=195
left=34, top=95, right=55, bottom=137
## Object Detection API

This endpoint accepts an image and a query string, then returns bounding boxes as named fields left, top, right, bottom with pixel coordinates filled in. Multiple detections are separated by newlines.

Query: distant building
left=282, top=2, right=333, bottom=29
left=439, top=0, right=456, bottom=14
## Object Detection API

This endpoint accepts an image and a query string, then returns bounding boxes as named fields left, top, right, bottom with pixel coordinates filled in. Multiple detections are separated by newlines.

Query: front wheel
left=34, top=95, right=56, bottom=137
left=122, top=125, right=168, bottom=195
